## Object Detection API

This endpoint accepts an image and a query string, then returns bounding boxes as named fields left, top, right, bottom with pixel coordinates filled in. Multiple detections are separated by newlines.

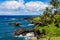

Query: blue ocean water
left=0, top=15, right=37, bottom=40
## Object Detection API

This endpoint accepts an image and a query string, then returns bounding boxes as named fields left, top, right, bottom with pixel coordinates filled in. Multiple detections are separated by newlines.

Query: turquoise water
left=0, top=17, right=35, bottom=40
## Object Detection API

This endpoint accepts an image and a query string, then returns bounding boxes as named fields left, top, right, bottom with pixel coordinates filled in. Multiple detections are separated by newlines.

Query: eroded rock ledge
left=14, top=28, right=42, bottom=39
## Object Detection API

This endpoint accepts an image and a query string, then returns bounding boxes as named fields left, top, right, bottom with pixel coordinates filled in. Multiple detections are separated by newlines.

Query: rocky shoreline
left=7, top=18, right=42, bottom=40
left=14, top=28, right=42, bottom=40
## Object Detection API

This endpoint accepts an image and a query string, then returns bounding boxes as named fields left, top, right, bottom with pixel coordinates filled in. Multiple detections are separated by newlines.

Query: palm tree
left=50, top=0, right=60, bottom=15
left=50, top=0, right=59, bottom=8
left=40, top=7, right=54, bottom=26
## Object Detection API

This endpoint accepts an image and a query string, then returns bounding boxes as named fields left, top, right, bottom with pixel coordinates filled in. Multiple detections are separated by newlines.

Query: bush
left=35, top=23, right=60, bottom=37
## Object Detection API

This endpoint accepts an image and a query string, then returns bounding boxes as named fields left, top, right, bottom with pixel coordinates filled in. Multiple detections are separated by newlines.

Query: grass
left=31, top=37, right=60, bottom=40
left=40, top=37, right=60, bottom=40
left=32, top=37, right=37, bottom=40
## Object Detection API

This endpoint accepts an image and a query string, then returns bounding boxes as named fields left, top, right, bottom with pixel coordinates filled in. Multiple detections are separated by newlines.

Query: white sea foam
left=11, top=18, right=16, bottom=20
left=28, top=24, right=34, bottom=26
left=18, top=35, right=23, bottom=37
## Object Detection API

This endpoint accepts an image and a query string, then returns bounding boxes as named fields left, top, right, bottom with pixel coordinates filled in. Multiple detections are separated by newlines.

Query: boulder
left=14, top=29, right=25, bottom=36
left=8, top=22, right=21, bottom=26
left=14, top=22, right=21, bottom=26
left=14, top=28, right=34, bottom=36
left=14, top=28, right=41, bottom=39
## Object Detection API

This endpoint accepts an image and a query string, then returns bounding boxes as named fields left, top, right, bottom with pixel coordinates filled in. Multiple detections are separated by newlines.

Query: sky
left=0, top=0, right=50, bottom=15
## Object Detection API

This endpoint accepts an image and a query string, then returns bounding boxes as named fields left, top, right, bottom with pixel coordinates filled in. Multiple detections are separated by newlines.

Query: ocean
left=0, top=15, right=37, bottom=40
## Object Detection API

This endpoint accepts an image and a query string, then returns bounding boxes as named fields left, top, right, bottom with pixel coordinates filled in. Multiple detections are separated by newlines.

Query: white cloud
left=0, top=1, right=25, bottom=9
left=25, top=1, right=48, bottom=11
left=0, top=0, right=49, bottom=15
left=18, top=0, right=24, bottom=4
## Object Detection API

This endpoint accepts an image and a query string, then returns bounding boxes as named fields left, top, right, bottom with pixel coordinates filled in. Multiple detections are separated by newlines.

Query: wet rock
left=8, top=22, right=21, bottom=26
left=14, top=29, right=34, bottom=36
left=14, top=28, right=41, bottom=39
left=14, top=22, right=21, bottom=26
left=14, top=29, right=25, bottom=36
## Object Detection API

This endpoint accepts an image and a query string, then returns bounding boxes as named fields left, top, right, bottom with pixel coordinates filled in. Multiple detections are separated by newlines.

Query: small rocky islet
left=8, top=22, right=21, bottom=26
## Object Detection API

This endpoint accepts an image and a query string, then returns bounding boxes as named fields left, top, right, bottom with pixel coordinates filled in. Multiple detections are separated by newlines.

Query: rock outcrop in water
left=8, top=22, right=21, bottom=26
left=14, top=28, right=34, bottom=36
left=15, top=22, right=21, bottom=26
left=14, top=28, right=42, bottom=39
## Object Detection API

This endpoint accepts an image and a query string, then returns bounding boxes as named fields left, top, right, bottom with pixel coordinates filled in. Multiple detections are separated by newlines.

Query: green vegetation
left=32, top=37, right=37, bottom=40
left=40, top=37, right=60, bottom=40
left=33, top=0, right=60, bottom=38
